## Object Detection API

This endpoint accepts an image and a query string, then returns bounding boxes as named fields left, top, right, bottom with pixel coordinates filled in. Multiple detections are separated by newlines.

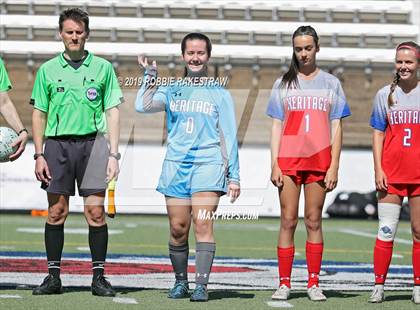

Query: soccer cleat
left=32, top=274, right=63, bottom=295
left=368, top=284, right=384, bottom=303
left=412, top=286, right=420, bottom=304
left=190, top=284, right=208, bottom=302
left=168, top=280, right=189, bottom=299
left=307, top=285, right=327, bottom=301
left=91, top=275, right=116, bottom=297
left=271, top=284, right=291, bottom=300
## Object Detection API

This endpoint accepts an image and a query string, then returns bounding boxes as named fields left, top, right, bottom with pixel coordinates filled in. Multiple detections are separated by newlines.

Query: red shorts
left=282, top=170, right=326, bottom=185
left=387, top=184, right=420, bottom=197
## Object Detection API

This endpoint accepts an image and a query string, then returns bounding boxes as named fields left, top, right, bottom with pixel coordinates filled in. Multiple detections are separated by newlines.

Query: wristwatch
left=109, top=152, right=121, bottom=160
left=33, top=153, right=44, bottom=160
left=18, top=128, right=28, bottom=135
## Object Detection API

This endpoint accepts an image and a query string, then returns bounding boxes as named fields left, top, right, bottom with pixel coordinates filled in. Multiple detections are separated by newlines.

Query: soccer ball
left=0, top=127, right=18, bottom=162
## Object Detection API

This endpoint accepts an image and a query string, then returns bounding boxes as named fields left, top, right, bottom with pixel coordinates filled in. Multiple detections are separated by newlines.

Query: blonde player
left=369, top=41, right=420, bottom=304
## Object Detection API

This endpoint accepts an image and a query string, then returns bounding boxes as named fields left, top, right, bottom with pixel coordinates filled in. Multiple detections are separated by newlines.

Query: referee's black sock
left=45, top=223, right=64, bottom=278
left=89, top=224, right=108, bottom=279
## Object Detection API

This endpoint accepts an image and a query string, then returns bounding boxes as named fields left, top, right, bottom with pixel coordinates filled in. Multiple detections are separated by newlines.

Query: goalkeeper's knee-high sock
left=195, top=242, right=216, bottom=285
left=169, top=242, right=189, bottom=281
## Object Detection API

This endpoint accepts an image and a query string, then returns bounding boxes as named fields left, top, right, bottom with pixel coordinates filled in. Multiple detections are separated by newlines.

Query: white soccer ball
left=0, top=127, right=18, bottom=162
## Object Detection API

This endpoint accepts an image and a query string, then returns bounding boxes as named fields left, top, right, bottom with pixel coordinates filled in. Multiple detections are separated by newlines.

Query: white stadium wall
left=1, top=0, right=418, bottom=217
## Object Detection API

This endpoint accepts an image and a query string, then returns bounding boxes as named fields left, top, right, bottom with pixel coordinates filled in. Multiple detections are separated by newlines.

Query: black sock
left=89, top=224, right=108, bottom=279
left=169, top=242, right=189, bottom=281
left=45, top=223, right=64, bottom=278
left=195, top=242, right=216, bottom=285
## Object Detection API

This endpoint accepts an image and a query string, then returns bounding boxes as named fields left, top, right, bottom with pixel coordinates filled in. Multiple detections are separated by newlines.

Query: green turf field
left=0, top=214, right=417, bottom=309
left=0, top=214, right=413, bottom=263
left=0, top=288, right=418, bottom=310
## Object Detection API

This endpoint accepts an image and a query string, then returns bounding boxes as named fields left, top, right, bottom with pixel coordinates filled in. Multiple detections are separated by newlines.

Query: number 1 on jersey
left=304, top=114, right=310, bottom=133
left=403, top=128, right=411, bottom=147
left=186, top=117, right=194, bottom=134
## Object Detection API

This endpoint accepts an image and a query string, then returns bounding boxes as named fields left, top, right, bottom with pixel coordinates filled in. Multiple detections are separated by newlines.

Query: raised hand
left=138, top=55, right=157, bottom=70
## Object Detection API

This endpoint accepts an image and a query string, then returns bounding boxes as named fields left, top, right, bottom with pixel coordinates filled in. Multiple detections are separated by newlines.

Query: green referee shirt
left=0, top=58, right=12, bottom=92
left=30, top=52, right=123, bottom=137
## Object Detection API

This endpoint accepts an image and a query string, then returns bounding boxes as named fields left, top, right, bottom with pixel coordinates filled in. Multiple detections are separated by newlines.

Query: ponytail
left=387, top=73, right=400, bottom=107
left=280, top=53, right=300, bottom=89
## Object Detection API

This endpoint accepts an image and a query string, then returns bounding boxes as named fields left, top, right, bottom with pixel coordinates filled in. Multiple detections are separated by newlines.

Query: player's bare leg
left=409, top=195, right=420, bottom=304
left=190, top=191, right=220, bottom=301
left=166, top=197, right=192, bottom=299
left=409, top=195, right=420, bottom=243
left=33, top=193, right=69, bottom=295
left=83, top=192, right=115, bottom=297
left=303, top=182, right=325, bottom=243
left=272, top=176, right=301, bottom=300
left=191, top=192, right=220, bottom=242
left=278, top=176, right=301, bottom=247
left=166, top=197, right=192, bottom=245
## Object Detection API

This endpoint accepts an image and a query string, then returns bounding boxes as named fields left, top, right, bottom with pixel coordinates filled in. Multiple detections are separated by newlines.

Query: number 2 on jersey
left=403, top=128, right=411, bottom=147
left=186, top=117, right=194, bottom=134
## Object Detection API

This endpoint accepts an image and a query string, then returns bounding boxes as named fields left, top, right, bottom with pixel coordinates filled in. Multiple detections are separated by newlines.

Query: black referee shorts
left=41, top=133, right=109, bottom=197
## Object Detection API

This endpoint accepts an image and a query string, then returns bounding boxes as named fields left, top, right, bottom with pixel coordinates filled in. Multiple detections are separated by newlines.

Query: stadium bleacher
left=0, top=0, right=419, bottom=147
left=1, top=14, right=417, bottom=48
left=0, top=0, right=413, bottom=23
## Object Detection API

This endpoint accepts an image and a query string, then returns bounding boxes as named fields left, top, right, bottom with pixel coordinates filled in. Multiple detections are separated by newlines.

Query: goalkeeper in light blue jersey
left=135, top=33, right=240, bottom=302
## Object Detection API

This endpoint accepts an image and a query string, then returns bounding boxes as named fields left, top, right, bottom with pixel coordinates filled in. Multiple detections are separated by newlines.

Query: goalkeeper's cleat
left=168, top=280, right=189, bottom=299
left=190, top=284, right=208, bottom=302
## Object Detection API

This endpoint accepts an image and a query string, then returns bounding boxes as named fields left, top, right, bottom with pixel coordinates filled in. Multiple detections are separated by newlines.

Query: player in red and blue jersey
left=369, top=41, right=420, bottom=304
left=266, top=26, right=350, bottom=301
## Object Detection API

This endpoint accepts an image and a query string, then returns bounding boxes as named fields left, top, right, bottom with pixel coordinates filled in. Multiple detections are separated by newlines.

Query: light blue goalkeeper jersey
left=135, top=71, right=240, bottom=184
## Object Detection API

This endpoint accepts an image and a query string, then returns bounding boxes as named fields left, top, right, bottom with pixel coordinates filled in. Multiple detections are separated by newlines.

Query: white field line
left=0, top=294, right=22, bottom=299
left=113, top=297, right=138, bottom=304
left=16, top=228, right=123, bottom=235
left=76, top=247, right=90, bottom=251
left=266, top=301, right=294, bottom=308
left=339, top=228, right=412, bottom=245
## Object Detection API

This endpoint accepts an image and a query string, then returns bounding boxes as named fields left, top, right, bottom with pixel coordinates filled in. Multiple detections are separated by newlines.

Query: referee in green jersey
left=31, top=8, right=123, bottom=297
left=0, top=58, right=28, bottom=160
